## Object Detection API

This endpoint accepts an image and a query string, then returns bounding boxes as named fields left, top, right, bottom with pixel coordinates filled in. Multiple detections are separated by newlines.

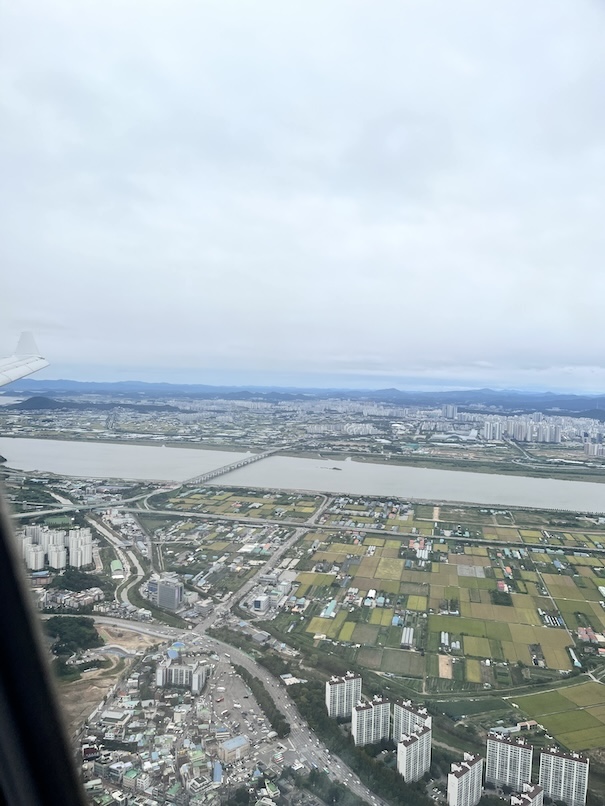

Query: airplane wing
left=0, top=332, right=49, bottom=387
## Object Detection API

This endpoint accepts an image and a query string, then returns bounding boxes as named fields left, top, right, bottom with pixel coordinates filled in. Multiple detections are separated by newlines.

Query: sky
left=2, top=1, right=605, bottom=391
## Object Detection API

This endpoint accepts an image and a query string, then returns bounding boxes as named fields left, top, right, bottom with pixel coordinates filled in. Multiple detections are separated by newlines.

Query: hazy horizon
left=10, top=372, right=605, bottom=397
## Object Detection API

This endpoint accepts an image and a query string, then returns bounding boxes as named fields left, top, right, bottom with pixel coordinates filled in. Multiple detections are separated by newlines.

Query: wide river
left=2, top=437, right=605, bottom=512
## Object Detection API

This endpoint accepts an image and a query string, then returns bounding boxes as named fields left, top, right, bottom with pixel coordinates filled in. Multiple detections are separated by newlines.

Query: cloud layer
left=2, top=1, right=605, bottom=390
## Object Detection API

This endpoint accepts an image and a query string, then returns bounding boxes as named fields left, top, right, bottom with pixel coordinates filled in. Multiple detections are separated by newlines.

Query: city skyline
left=3, top=2, right=605, bottom=391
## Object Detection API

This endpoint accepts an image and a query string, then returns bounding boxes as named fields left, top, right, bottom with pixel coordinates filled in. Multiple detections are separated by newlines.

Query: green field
left=380, top=649, right=425, bottom=677
left=338, top=621, right=355, bottom=641
left=515, top=682, right=605, bottom=750
left=463, top=636, right=491, bottom=657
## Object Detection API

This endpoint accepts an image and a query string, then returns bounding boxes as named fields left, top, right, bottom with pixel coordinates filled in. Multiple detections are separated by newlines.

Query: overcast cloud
left=2, top=1, right=605, bottom=390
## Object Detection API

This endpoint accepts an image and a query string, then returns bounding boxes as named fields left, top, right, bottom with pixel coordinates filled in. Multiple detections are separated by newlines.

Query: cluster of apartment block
left=325, top=673, right=432, bottom=782
left=18, top=525, right=93, bottom=570
left=325, top=677, right=589, bottom=806
left=447, top=735, right=589, bottom=806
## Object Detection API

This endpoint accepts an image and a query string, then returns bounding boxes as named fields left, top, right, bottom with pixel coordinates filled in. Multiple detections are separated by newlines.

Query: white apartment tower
left=25, top=544, right=45, bottom=571
left=69, top=528, right=93, bottom=568
left=397, top=725, right=432, bottom=782
left=485, top=735, right=533, bottom=790
left=48, top=545, right=67, bottom=570
left=21, top=536, right=32, bottom=561
left=511, top=783, right=544, bottom=806
left=539, top=748, right=589, bottom=806
left=392, top=699, right=432, bottom=743
left=352, top=696, right=390, bottom=746
left=325, top=672, right=362, bottom=718
left=447, top=753, right=483, bottom=806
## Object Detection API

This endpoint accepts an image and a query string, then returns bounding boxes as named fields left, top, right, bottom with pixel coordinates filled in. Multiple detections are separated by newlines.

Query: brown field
left=439, top=655, right=453, bottom=679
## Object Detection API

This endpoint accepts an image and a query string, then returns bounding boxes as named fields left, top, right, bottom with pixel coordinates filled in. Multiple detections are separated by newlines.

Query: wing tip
left=16, top=331, right=41, bottom=357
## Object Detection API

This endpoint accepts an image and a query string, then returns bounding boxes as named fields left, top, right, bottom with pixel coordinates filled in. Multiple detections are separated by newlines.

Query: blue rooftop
left=221, top=736, right=248, bottom=751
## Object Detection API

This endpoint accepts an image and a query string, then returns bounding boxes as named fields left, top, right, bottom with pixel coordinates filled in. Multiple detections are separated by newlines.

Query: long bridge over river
left=182, top=446, right=287, bottom=486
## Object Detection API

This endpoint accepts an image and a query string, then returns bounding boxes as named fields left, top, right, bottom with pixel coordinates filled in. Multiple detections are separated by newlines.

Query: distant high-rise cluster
left=325, top=677, right=589, bottom=804
left=19, top=525, right=93, bottom=571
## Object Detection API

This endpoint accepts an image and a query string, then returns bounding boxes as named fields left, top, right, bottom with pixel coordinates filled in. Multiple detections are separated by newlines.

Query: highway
left=85, top=515, right=145, bottom=604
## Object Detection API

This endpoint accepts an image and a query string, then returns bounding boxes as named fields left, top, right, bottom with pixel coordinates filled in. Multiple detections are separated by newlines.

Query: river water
left=1, top=437, right=605, bottom=512
left=0, top=438, right=251, bottom=483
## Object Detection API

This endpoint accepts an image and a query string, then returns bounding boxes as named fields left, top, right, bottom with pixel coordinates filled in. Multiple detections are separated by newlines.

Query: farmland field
left=465, top=659, right=482, bottom=683
left=380, top=649, right=425, bottom=677
left=516, top=682, right=605, bottom=751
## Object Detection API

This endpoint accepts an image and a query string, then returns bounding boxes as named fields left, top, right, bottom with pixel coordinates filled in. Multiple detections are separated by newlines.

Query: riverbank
left=0, top=434, right=253, bottom=454
left=277, top=449, right=605, bottom=484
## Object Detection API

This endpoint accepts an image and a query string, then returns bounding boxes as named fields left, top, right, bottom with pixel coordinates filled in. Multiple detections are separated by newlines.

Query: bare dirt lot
left=96, top=625, right=160, bottom=652
left=57, top=626, right=160, bottom=735
left=438, top=655, right=453, bottom=679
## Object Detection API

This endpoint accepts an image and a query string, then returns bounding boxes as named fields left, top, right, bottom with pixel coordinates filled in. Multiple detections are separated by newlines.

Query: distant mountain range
left=5, top=395, right=180, bottom=413
left=3, top=378, right=605, bottom=416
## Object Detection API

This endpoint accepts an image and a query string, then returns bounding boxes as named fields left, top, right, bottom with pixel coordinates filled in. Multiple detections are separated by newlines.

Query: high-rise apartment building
left=352, top=696, right=390, bottom=746
left=69, top=528, right=93, bottom=568
left=325, top=672, right=362, bottom=718
left=392, top=699, right=432, bottom=743
left=397, top=726, right=432, bottom=782
left=539, top=748, right=589, bottom=806
left=511, top=783, right=544, bottom=806
left=447, top=753, right=483, bottom=806
left=25, top=544, right=45, bottom=571
left=21, top=536, right=32, bottom=560
left=48, top=545, right=67, bottom=570
left=485, top=736, right=532, bottom=790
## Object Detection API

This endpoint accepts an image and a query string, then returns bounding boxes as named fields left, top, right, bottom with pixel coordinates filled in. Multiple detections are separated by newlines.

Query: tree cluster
left=44, top=615, right=103, bottom=656
left=490, top=589, right=513, bottom=606
left=50, top=568, right=112, bottom=594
